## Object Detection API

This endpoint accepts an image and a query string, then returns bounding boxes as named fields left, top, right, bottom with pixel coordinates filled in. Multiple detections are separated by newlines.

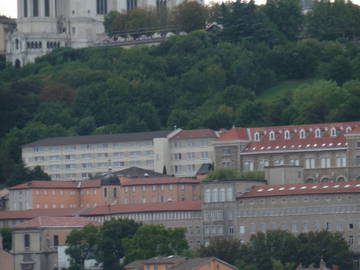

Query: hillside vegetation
left=1, top=0, right=360, bottom=186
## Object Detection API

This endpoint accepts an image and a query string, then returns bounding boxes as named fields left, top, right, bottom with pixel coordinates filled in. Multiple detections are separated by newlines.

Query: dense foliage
left=65, top=220, right=187, bottom=270
left=1, top=0, right=360, bottom=187
left=204, top=168, right=265, bottom=182
left=200, top=230, right=353, bottom=270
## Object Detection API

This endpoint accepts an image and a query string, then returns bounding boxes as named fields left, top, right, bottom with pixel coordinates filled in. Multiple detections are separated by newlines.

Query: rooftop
left=82, top=200, right=202, bottom=216
left=168, top=257, right=238, bottom=270
left=119, top=176, right=200, bottom=186
left=22, top=130, right=171, bottom=148
left=0, top=208, right=85, bottom=220
left=170, top=129, right=218, bottom=140
left=12, top=216, right=100, bottom=229
left=238, top=182, right=360, bottom=198
left=113, top=166, right=168, bottom=178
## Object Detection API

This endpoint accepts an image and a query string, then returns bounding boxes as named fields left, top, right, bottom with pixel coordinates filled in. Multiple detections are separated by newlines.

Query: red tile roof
left=170, top=129, right=217, bottom=140
left=12, top=216, right=100, bottom=229
left=216, top=121, right=360, bottom=153
left=82, top=200, right=201, bottom=216
left=120, top=177, right=200, bottom=186
left=0, top=208, right=84, bottom=220
left=9, top=181, right=79, bottom=190
left=216, top=128, right=249, bottom=141
left=238, top=182, right=360, bottom=199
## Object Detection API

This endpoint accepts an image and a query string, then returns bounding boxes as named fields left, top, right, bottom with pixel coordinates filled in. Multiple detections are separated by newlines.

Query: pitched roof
left=9, top=181, right=79, bottom=190
left=216, top=128, right=249, bottom=141
left=0, top=208, right=85, bottom=220
left=82, top=201, right=202, bottom=216
left=238, top=182, right=360, bottom=199
left=170, top=129, right=218, bottom=140
left=124, top=260, right=148, bottom=270
left=168, top=257, right=238, bottom=270
left=216, top=121, right=360, bottom=153
left=143, top=256, right=186, bottom=265
left=114, top=167, right=167, bottom=178
left=22, top=130, right=171, bottom=148
left=12, top=216, right=100, bottom=229
left=119, top=177, right=200, bottom=186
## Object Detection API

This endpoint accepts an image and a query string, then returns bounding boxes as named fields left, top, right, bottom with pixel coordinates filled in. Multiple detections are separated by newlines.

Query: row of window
left=173, top=164, right=197, bottom=173
left=23, top=233, right=59, bottom=250
left=23, top=0, right=50, bottom=17
left=172, top=152, right=209, bottom=161
left=35, top=203, right=79, bottom=209
left=237, top=204, right=359, bottom=218
left=253, top=127, right=350, bottom=142
left=32, top=141, right=153, bottom=153
left=171, top=139, right=210, bottom=148
left=46, top=160, right=154, bottom=171
left=204, top=187, right=234, bottom=203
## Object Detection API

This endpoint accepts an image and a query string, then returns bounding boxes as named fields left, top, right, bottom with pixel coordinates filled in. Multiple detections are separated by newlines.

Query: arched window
left=15, top=59, right=21, bottom=68
left=315, top=128, right=322, bottom=138
left=284, top=130, right=291, bottom=140
left=254, top=132, right=260, bottom=141
left=346, top=126, right=352, bottom=133
left=305, top=178, right=314, bottom=183
left=15, top=39, right=19, bottom=50
left=320, top=177, right=330, bottom=183
left=299, top=129, right=306, bottom=139
left=330, top=127, right=337, bottom=137
left=336, top=176, right=346, bottom=182
left=269, top=131, right=276, bottom=141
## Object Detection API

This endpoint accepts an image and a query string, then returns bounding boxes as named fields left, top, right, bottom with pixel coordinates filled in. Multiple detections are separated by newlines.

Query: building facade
left=214, top=122, right=360, bottom=184
left=0, top=17, right=16, bottom=56
left=22, top=129, right=216, bottom=180
left=8, top=174, right=200, bottom=211
left=83, top=200, right=203, bottom=249
left=12, top=216, right=99, bottom=270
left=6, top=0, right=203, bottom=66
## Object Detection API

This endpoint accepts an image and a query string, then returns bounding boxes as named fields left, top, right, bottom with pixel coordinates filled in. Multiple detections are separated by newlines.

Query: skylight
left=289, top=187, right=296, bottom=190
left=311, top=186, right=318, bottom=189
left=344, top=184, right=351, bottom=188
left=333, top=185, right=340, bottom=188
left=322, top=185, right=329, bottom=189
left=300, top=186, right=307, bottom=189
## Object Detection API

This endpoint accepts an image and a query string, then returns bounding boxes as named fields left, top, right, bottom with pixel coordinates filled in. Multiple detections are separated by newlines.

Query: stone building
left=0, top=17, right=16, bottom=56
left=7, top=173, right=200, bottom=211
left=11, top=216, right=99, bottom=270
left=21, top=129, right=216, bottom=180
left=214, top=121, right=360, bottom=184
left=6, top=0, right=203, bottom=66
left=82, top=200, right=203, bottom=249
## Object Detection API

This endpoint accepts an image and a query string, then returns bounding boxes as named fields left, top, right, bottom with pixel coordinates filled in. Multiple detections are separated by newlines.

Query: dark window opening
left=104, top=188, right=107, bottom=197
left=53, top=235, right=59, bottom=246
left=97, top=0, right=108, bottom=14
left=33, top=0, right=39, bottom=16
left=24, top=234, right=30, bottom=248
left=350, top=224, right=354, bottom=229
left=24, top=0, right=28, bottom=17
left=113, top=188, right=117, bottom=198
left=45, top=0, right=50, bottom=16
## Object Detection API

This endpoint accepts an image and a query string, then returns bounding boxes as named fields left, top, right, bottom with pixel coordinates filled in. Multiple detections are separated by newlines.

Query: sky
left=1, top=0, right=360, bottom=18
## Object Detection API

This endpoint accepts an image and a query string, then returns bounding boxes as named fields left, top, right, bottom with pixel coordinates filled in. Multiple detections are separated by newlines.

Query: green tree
left=96, top=219, right=141, bottom=270
left=174, top=2, right=207, bottom=33
left=104, top=11, right=127, bottom=36
left=205, top=168, right=240, bottom=181
left=321, top=55, right=352, bottom=85
left=126, top=8, right=158, bottom=37
left=198, top=237, right=241, bottom=265
left=0, top=228, right=12, bottom=251
left=263, top=0, right=303, bottom=41
left=122, top=225, right=188, bottom=265
left=65, top=224, right=100, bottom=270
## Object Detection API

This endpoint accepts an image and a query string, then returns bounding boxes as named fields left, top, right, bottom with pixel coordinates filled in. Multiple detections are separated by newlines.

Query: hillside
left=1, top=0, right=360, bottom=186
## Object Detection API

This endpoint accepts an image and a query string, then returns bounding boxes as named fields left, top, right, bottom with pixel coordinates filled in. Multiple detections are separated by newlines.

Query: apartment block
left=22, top=129, right=217, bottom=180
left=214, top=121, right=360, bottom=183
left=8, top=173, right=201, bottom=211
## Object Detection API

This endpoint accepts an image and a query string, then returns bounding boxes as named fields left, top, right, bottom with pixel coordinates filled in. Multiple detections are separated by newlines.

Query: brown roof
left=114, top=167, right=168, bottom=178
left=238, top=182, right=360, bottom=199
left=124, top=260, right=148, bottom=270
left=144, top=256, right=186, bottom=265
left=0, top=208, right=85, bottom=220
left=82, top=201, right=202, bottom=216
left=217, top=128, right=249, bottom=141
left=168, top=257, right=238, bottom=270
left=12, top=216, right=100, bottom=229
left=9, top=180, right=79, bottom=190
left=120, top=177, right=200, bottom=186
left=170, top=129, right=217, bottom=140
left=22, top=130, right=171, bottom=148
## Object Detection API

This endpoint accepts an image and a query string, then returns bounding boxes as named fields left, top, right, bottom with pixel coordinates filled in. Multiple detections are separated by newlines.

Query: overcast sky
left=1, top=0, right=360, bottom=18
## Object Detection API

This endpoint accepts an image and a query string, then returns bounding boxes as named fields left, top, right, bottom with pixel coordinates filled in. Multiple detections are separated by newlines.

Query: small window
left=113, top=188, right=117, bottom=198
left=53, top=235, right=59, bottom=246
left=269, top=131, right=275, bottom=141
left=104, top=187, right=107, bottom=197
left=300, top=129, right=306, bottom=139
left=24, top=234, right=30, bottom=248
left=284, top=130, right=291, bottom=140
left=254, top=132, right=260, bottom=141
left=350, top=224, right=354, bottom=229
left=330, top=128, right=337, bottom=137
left=315, top=128, right=322, bottom=138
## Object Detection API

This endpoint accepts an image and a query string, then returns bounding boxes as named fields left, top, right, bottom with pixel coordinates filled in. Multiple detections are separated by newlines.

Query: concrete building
left=214, top=121, right=360, bottom=184
left=11, top=216, right=99, bottom=270
left=7, top=173, right=201, bottom=211
left=83, top=200, right=203, bottom=249
left=0, top=17, right=16, bottom=56
left=6, top=0, right=203, bottom=66
left=22, top=129, right=216, bottom=180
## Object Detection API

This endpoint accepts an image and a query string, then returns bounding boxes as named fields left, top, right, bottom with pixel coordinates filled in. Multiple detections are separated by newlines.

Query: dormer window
left=315, top=128, right=322, bottom=138
left=269, top=131, right=276, bottom=141
left=330, top=127, right=337, bottom=137
left=254, top=132, right=260, bottom=142
left=284, top=130, right=291, bottom=140
left=300, top=129, right=306, bottom=139
left=346, top=127, right=352, bottom=133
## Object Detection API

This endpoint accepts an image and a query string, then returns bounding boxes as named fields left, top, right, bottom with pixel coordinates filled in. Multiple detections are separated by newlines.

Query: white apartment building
left=7, top=0, right=203, bottom=66
left=22, top=129, right=217, bottom=180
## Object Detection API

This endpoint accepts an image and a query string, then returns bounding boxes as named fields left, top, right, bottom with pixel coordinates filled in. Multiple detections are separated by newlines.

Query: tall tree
left=174, top=2, right=207, bottom=33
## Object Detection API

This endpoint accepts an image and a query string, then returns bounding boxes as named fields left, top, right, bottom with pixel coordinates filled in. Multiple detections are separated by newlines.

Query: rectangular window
left=24, top=234, right=30, bottom=248
left=356, top=156, right=360, bottom=166
left=53, top=235, right=59, bottom=246
left=24, top=0, right=28, bottom=17
left=44, top=0, right=50, bottom=16
left=33, top=0, right=39, bottom=16
left=97, top=0, right=108, bottom=14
